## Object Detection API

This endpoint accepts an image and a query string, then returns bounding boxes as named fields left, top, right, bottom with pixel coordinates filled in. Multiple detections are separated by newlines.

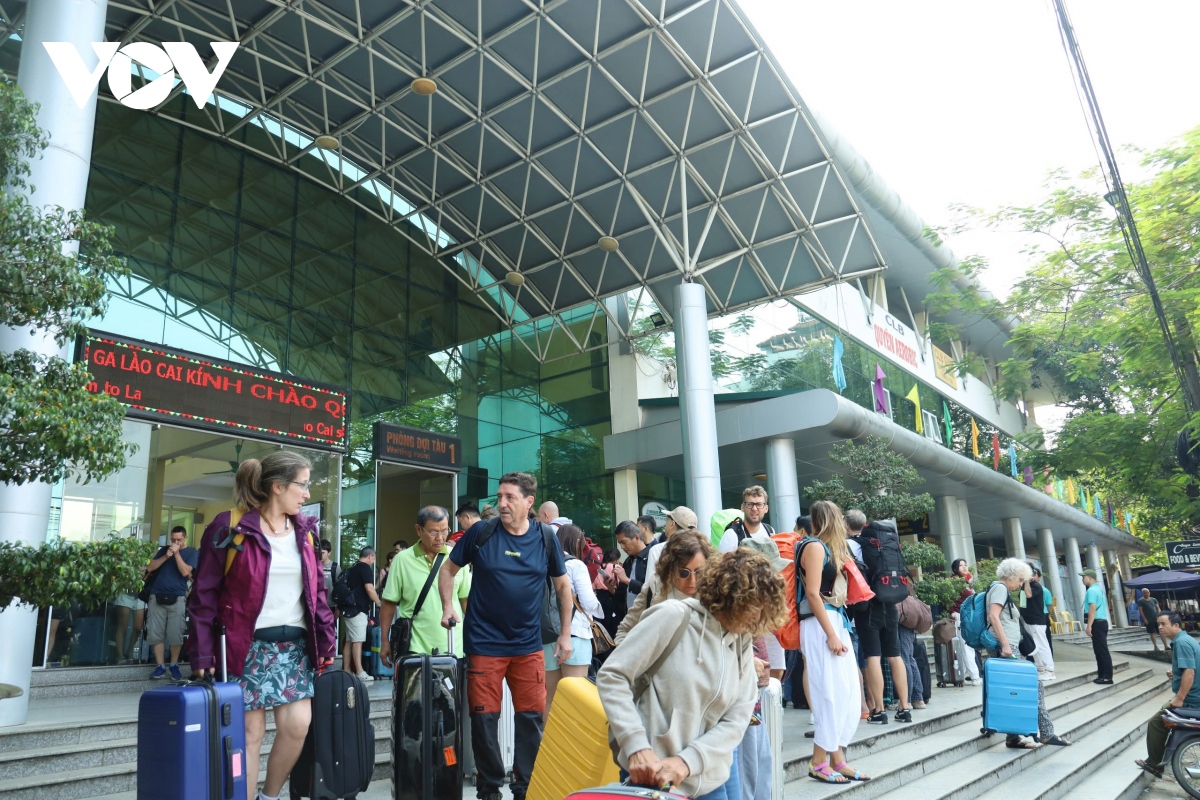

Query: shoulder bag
left=573, top=594, right=616, bottom=656
left=390, top=552, right=445, bottom=656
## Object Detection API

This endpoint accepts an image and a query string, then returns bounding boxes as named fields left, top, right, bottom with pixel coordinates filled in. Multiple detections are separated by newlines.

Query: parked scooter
left=1162, top=707, right=1200, bottom=798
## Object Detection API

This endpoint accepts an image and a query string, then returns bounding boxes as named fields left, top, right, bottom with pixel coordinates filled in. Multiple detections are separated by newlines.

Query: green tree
left=0, top=80, right=130, bottom=486
left=803, top=437, right=936, bottom=521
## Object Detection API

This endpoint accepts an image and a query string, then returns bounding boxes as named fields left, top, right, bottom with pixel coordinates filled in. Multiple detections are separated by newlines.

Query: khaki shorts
left=146, top=595, right=186, bottom=646
left=342, top=612, right=367, bottom=643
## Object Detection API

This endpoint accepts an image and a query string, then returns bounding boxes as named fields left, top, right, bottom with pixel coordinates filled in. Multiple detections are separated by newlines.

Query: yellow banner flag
left=970, top=416, right=980, bottom=458
left=1067, top=478, right=1076, bottom=504
left=906, top=384, right=923, bottom=434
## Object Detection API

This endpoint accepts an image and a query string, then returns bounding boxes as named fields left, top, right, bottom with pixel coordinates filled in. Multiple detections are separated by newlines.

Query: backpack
left=218, top=507, right=318, bottom=575
left=581, top=537, right=604, bottom=583
left=794, top=536, right=847, bottom=619
left=709, top=509, right=744, bottom=549
left=770, top=531, right=802, bottom=649
left=859, top=520, right=911, bottom=604
left=959, top=582, right=1009, bottom=650
left=331, top=567, right=359, bottom=616
left=470, top=517, right=562, bottom=644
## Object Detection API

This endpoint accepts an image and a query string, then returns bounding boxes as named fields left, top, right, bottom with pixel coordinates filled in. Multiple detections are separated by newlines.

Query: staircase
left=779, top=643, right=1172, bottom=800
left=0, top=665, right=393, bottom=800
left=1053, top=626, right=1160, bottom=651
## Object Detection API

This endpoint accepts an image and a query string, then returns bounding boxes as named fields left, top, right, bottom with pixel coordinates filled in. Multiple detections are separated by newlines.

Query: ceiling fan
left=203, top=440, right=243, bottom=476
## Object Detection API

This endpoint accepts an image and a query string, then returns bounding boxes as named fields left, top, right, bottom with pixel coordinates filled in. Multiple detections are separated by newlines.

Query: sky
left=734, top=0, right=1200, bottom=298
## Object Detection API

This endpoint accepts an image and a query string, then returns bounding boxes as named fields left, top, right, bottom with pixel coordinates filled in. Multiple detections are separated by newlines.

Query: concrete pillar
left=674, top=282, right=721, bottom=534
left=765, top=438, right=801, bottom=535
left=1119, top=553, right=1134, bottom=582
left=1104, top=548, right=1129, bottom=627
left=613, top=469, right=639, bottom=523
left=1064, top=537, right=1086, bottom=619
left=1086, top=543, right=1103, bottom=589
left=0, top=0, right=109, bottom=728
left=935, top=496, right=963, bottom=567
left=1001, top=517, right=1026, bottom=560
left=1036, top=529, right=1065, bottom=616
left=956, top=498, right=976, bottom=568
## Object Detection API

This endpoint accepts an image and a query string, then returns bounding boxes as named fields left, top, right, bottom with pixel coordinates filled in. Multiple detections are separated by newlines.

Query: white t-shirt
left=565, top=557, right=603, bottom=639
left=256, top=532, right=307, bottom=630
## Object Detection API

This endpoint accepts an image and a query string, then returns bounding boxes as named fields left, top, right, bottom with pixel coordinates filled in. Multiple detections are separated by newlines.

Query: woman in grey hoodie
left=598, top=549, right=788, bottom=800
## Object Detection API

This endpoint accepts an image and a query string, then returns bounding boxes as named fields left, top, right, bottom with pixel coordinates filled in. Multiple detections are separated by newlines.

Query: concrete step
left=780, top=660, right=1135, bottom=780
left=781, top=665, right=1168, bottom=799
left=980, top=730, right=1155, bottom=800
left=29, top=664, right=196, bottom=700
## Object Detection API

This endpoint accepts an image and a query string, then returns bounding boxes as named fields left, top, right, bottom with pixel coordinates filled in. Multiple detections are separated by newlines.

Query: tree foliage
left=0, top=80, right=131, bottom=485
left=926, top=126, right=1200, bottom=551
left=803, top=437, right=936, bottom=522
left=0, top=535, right=155, bottom=611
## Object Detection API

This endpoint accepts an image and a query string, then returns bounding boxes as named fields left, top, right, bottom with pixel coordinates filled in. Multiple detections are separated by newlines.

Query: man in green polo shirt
left=1136, top=610, right=1200, bottom=778
left=379, top=505, right=471, bottom=664
left=1082, top=568, right=1113, bottom=684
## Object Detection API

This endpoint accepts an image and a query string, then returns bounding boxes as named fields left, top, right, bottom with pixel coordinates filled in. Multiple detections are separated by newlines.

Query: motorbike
left=1162, top=707, right=1200, bottom=798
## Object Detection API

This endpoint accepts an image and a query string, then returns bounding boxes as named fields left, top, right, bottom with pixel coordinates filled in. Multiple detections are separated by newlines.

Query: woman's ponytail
left=234, top=458, right=268, bottom=510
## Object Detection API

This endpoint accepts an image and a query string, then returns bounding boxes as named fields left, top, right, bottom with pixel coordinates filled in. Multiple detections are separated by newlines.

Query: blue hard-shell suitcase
left=137, top=626, right=247, bottom=800
left=980, top=657, right=1039, bottom=737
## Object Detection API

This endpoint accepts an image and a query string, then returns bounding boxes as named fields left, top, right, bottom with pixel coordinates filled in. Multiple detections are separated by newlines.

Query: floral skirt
left=237, top=638, right=315, bottom=710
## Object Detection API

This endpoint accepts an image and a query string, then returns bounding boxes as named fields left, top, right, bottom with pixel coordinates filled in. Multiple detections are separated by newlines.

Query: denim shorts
left=543, top=636, right=593, bottom=669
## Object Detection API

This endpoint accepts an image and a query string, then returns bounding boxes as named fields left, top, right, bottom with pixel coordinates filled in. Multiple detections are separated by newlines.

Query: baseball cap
left=1080, top=568, right=1098, bottom=579
left=665, top=506, right=699, bottom=531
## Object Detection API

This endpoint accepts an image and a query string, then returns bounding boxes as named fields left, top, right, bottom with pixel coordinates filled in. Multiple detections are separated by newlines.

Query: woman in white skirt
left=798, top=500, right=867, bottom=784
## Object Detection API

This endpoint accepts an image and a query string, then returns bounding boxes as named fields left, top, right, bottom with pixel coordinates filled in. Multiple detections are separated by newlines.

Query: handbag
left=843, top=557, right=875, bottom=606
left=573, top=595, right=615, bottom=656
left=898, top=595, right=932, bottom=633
left=390, top=553, right=444, bottom=656
left=137, top=568, right=159, bottom=604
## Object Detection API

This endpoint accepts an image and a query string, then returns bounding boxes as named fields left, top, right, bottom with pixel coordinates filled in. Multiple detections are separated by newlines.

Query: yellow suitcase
left=527, top=677, right=621, bottom=800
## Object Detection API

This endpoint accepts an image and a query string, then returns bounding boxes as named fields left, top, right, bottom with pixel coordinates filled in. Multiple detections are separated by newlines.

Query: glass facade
left=78, top=101, right=615, bottom=562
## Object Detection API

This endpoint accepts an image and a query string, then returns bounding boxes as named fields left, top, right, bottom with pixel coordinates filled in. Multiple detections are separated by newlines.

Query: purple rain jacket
left=187, top=508, right=336, bottom=677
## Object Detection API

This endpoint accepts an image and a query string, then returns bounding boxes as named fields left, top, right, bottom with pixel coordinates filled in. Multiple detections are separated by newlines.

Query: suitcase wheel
left=981, top=728, right=993, bottom=737
left=937, top=681, right=946, bottom=688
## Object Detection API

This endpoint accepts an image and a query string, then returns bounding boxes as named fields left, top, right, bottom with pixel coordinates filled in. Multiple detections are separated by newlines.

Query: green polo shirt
left=1083, top=582, right=1109, bottom=622
left=1171, top=630, right=1200, bottom=708
left=382, top=544, right=471, bottom=656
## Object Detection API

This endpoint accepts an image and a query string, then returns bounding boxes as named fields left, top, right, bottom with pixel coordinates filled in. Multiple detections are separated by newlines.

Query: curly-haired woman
left=598, top=549, right=787, bottom=800
left=614, top=530, right=714, bottom=642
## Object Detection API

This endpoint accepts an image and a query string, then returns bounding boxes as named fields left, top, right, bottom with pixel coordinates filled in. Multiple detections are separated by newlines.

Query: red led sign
left=77, top=332, right=349, bottom=451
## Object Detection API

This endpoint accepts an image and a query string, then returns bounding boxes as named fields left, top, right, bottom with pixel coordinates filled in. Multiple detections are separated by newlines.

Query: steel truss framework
left=5, top=0, right=887, bottom=363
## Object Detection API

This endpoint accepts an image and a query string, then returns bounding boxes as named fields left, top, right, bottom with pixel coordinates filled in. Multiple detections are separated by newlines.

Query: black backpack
left=724, top=517, right=774, bottom=546
left=859, top=520, right=911, bottom=604
left=332, top=567, right=359, bottom=616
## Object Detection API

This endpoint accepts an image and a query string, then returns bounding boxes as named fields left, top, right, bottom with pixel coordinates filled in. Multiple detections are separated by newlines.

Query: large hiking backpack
left=859, top=520, right=911, bottom=604
left=959, top=584, right=1004, bottom=650
left=709, top=509, right=744, bottom=549
left=771, top=531, right=802, bottom=649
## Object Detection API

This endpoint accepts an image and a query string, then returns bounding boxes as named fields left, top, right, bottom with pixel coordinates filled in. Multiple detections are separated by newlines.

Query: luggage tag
left=443, top=676, right=455, bottom=693
left=443, top=746, right=457, bottom=766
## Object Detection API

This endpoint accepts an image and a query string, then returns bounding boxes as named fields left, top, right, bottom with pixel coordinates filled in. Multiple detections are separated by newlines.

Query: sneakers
left=150, top=665, right=167, bottom=680
left=357, top=671, right=374, bottom=682
left=1038, top=672, right=1057, bottom=682
left=169, top=664, right=183, bottom=681
left=895, top=708, right=913, bottom=723
left=867, top=711, right=888, bottom=725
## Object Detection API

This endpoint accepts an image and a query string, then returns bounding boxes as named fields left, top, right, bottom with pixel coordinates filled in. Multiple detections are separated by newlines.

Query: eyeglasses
left=677, top=568, right=700, bottom=580
left=290, top=480, right=311, bottom=491
left=742, top=502, right=766, bottom=509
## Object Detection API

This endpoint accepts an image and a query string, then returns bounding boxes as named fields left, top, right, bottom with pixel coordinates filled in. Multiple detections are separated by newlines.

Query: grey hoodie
left=597, top=597, right=757, bottom=797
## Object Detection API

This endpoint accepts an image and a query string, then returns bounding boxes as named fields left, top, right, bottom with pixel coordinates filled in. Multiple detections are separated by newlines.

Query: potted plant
left=901, top=540, right=948, bottom=583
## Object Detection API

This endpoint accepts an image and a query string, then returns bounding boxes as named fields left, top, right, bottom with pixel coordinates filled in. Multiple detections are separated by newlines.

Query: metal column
left=674, top=282, right=722, bottom=533
left=1001, top=517, right=1026, bottom=560
left=765, top=438, right=801, bottom=535
left=1036, top=528, right=1065, bottom=617
left=1104, top=548, right=1129, bottom=627
left=935, top=496, right=963, bottom=568
left=956, top=498, right=976, bottom=568
left=1064, top=537, right=1086, bottom=620
left=0, top=0, right=109, bottom=728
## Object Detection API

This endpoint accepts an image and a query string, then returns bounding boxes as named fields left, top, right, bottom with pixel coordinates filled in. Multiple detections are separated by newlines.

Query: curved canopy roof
left=25, top=0, right=890, bottom=353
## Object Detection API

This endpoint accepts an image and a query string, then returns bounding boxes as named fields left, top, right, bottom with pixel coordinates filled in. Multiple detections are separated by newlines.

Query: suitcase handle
left=216, top=624, right=228, bottom=683
left=446, top=619, right=455, bottom=656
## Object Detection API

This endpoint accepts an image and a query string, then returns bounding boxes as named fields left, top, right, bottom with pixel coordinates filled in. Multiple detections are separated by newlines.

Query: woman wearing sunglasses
left=614, top=530, right=714, bottom=641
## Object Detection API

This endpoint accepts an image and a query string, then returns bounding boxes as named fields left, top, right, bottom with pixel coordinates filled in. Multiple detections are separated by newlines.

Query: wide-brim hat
left=739, top=533, right=790, bottom=571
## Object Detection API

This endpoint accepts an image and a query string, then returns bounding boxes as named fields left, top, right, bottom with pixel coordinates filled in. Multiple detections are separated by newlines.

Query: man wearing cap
left=641, top=506, right=698, bottom=592
left=1082, top=568, right=1114, bottom=684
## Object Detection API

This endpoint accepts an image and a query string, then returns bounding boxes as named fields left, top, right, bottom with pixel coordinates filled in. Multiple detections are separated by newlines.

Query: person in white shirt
left=544, top=524, right=604, bottom=718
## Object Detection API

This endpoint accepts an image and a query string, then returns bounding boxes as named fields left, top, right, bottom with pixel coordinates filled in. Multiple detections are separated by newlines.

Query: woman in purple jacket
left=188, top=451, right=336, bottom=800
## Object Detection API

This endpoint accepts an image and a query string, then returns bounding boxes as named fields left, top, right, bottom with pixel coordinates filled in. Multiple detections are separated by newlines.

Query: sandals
left=1135, top=758, right=1164, bottom=779
left=808, top=761, right=849, bottom=784
left=833, top=761, right=871, bottom=781
left=1041, top=735, right=1072, bottom=747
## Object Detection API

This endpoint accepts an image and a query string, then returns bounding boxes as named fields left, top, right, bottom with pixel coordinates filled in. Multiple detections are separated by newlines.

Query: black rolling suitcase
left=394, top=624, right=464, bottom=800
left=290, top=669, right=375, bottom=800
left=913, top=638, right=932, bottom=703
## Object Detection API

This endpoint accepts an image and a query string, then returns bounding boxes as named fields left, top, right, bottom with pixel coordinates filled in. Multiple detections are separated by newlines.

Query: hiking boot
left=867, top=711, right=888, bottom=725
left=895, top=708, right=913, bottom=723
left=150, top=665, right=167, bottom=680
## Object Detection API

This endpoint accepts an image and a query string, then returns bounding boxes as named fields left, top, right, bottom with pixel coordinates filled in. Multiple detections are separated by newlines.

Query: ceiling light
left=148, top=233, right=167, bottom=244
left=411, top=77, right=438, bottom=96
left=753, top=473, right=767, bottom=482
left=505, top=272, right=525, bottom=287
left=598, top=235, right=619, bottom=252
left=649, top=312, right=667, bottom=328
left=314, top=134, right=339, bottom=150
